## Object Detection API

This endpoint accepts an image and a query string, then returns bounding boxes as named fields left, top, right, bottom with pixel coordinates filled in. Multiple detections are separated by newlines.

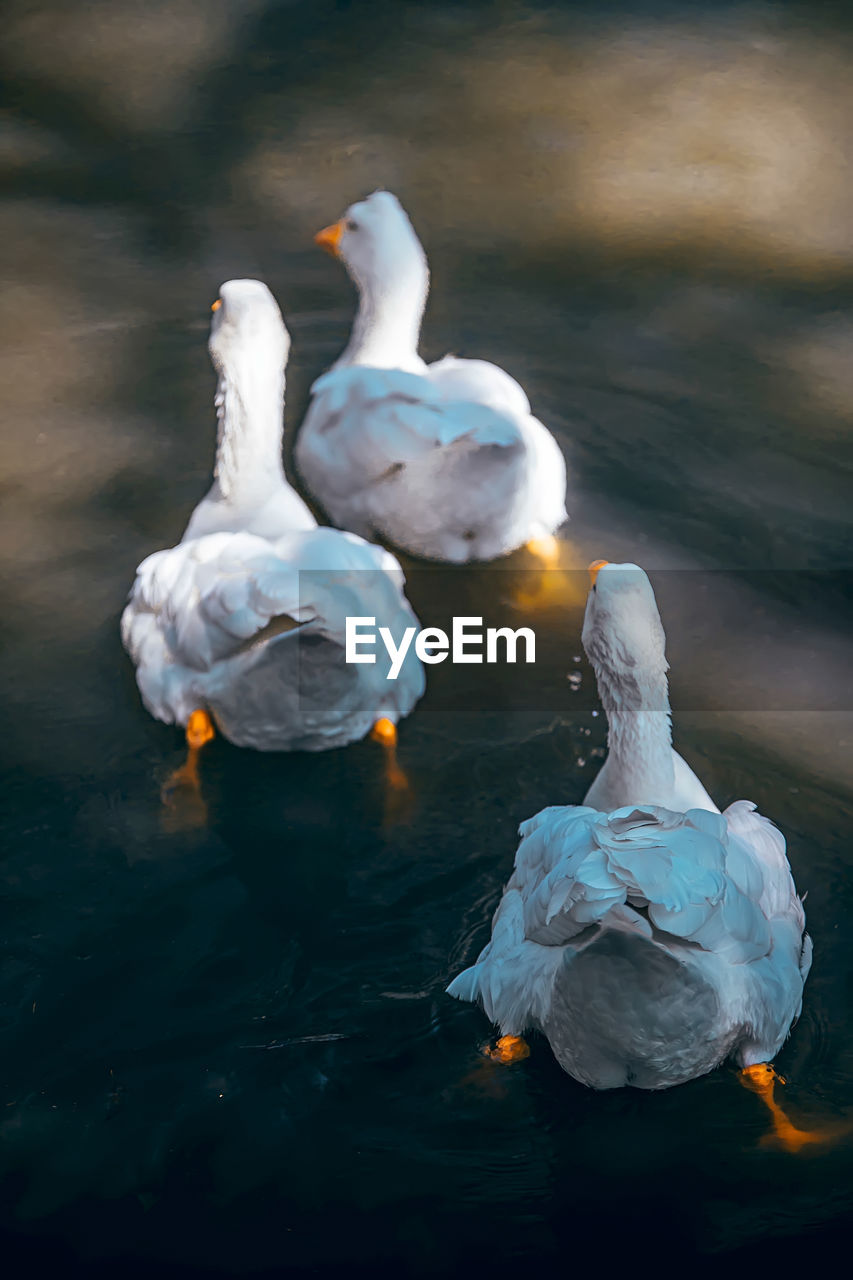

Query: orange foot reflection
left=371, top=717, right=414, bottom=826
left=370, top=717, right=407, bottom=789
left=160, top=709, right=215, bottom=830
left=453, top=1035, right=531, bottom=1100
left=513, top=538, right=587, bottom=612
left=482, top=1035, right=531, bottom=1065
left=526, top=535, right=561, bottom=570
left=740, top=1063, right=849, bottom=1153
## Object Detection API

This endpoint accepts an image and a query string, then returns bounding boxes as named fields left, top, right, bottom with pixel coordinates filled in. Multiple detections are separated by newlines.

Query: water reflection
left=1, top=0, right=852, bottom=1272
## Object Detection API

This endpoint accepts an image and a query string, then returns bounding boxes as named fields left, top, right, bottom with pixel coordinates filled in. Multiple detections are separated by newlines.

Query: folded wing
left=299, top=364, right=527, bottom=500
left=448, top=802, right=797, bottom=1034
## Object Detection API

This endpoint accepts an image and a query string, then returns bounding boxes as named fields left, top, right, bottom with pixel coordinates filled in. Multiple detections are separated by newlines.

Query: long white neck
left=337, top=263, right=429, bottom=371
left=213, top=349, right=287, bottom=503
left=595, top=664, right=674, bottom=803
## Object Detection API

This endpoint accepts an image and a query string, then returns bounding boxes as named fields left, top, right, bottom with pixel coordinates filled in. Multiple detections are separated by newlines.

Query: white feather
left=122, top=279, right=425, bottom=750
left=448, top=563, right=810, bottom=1088
left=295, top=191, right=567, bottom=563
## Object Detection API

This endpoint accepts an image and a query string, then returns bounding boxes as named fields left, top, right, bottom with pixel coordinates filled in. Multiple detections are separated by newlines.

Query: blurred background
left=1, top=1, right=852, bottom=1275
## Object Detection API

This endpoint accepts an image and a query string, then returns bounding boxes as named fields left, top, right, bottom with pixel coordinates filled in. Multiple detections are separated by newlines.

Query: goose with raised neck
left=121, top=276, right=425, bottom=782
left=296, top=191, right=568, bottom=564
left=581, top=560, right=717, bottom=813
left=318, top=190, right=428, bottom=373
left=447, top=557, right=815, bottom=1135
left=182, top=278, right=315, bottom=543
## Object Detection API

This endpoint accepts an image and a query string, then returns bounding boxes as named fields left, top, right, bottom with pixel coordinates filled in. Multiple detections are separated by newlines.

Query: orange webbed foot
left=482, top=1035, right=531, bottom=1065
left=371, top=717, right=414, bottom=826
left=185, top=709, right=215, bottom=750
left=370, top=716, right=398, bottom=750
left=160, top=709, right=215, bottom=829
left=512, top=539, right=590, bottom=612
left=740, top=1063, right=850, bottom=1154
left=525, top=535, right=561, bottom=570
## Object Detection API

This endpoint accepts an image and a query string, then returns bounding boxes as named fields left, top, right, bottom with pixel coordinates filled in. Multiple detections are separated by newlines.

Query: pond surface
left=1, top=1, right=852, bottom=1274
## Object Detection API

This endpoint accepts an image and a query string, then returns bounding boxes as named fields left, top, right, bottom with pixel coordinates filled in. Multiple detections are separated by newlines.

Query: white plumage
left=295, top=191, right=568, bottom=563
left=448, top=562, right=811, bottom=1089
left=121, top=279, right=424, bottom=751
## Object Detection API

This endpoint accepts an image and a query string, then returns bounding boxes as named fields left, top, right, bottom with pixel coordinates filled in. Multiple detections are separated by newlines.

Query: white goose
left=294, top=191, right=568, bottom=564
left=122, top=279, right=424, bottom=781
left=448, top=561, right=817, bottom=1146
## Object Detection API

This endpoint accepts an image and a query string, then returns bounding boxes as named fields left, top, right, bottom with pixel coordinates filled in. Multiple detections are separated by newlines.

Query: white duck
left=448, top=561, right=817, bottom=1147
left=294, top=190, right=568, bottom=564
left=122, top=279, right=424, bottom=787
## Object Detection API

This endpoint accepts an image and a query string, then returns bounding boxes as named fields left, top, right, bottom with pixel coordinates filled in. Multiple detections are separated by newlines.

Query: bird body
left=122, top=279, right=424, bottom=752
left=295, top=191, right=567, bottom=563
left=448, top=562, right=810, bottom=1089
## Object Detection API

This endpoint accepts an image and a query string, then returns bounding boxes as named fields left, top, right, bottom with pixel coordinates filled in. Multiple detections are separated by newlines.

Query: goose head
left=582, top=561, right=669, bottom=709
left=208, top=278, right=290, bottom=376
left=315, top=190, right=429, bottom=306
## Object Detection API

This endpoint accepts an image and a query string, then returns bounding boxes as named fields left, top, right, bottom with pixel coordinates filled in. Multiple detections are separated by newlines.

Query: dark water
left=2, top=1, right=853, bottom=1274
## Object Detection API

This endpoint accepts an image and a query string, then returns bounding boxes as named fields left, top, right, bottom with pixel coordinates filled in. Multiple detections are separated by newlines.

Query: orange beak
left=211, top=298, right=222, bottom=312
left=314, top=220, right=345, bottom=257
left=587, top=559, right=609, bottom=586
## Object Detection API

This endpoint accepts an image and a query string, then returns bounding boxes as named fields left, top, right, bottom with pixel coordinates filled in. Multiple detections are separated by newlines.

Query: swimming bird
left=448, top=561, right=817, bottom=1148
left=294, top=190, right=567, bottom=565
left=121, top=279, right=424, bottom=798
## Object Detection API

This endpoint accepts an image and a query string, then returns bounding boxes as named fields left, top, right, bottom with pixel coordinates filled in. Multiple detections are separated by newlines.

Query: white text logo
left=345, top=616, right=536, bottom=680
